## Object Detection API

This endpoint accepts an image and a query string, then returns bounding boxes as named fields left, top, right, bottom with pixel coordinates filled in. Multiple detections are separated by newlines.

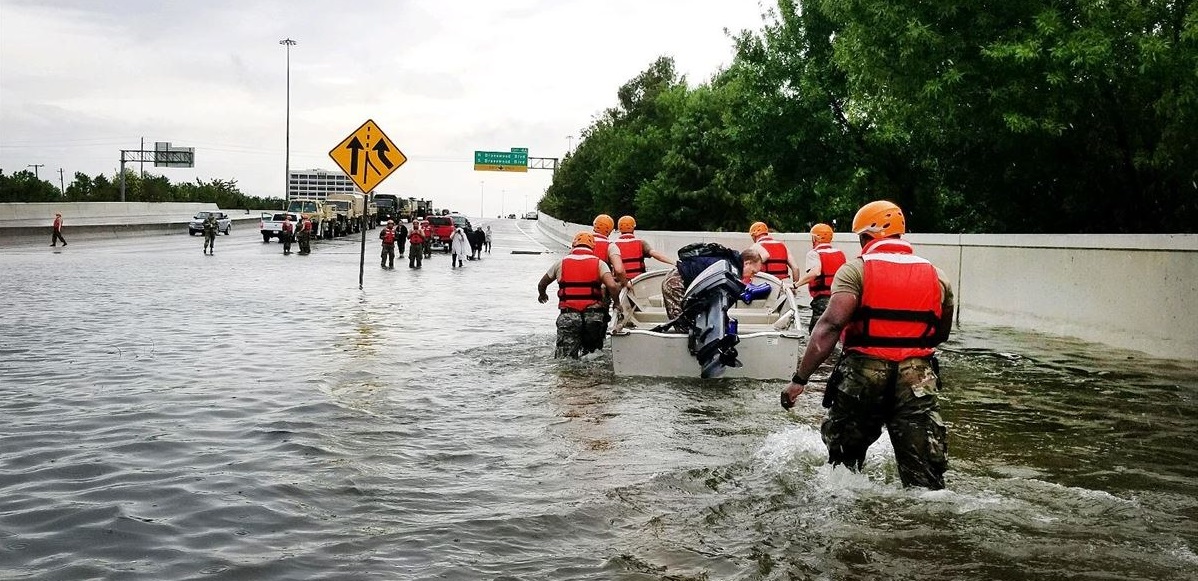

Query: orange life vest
left=382, top=228, right=396, bottom=245
left=408, top=230, right=425, bottom=245
left=842, top=238, right=943, bottom=361
left=809, top=243, right=847, bottom=298
left=282, top=221, right=293, bottom=233
left=557, top=248, right=604, bottom=312
left=613, top=234, right=646, bottom=278
left=757, top=236, right=791, bottom=279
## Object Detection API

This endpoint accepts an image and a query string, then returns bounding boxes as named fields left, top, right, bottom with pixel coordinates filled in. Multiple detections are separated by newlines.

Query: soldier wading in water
left=781, top=200, right=955, bottom=490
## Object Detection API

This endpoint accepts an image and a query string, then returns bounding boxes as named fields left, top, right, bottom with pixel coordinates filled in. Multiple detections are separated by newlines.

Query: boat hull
left=612, top=328, right=804, bottom=379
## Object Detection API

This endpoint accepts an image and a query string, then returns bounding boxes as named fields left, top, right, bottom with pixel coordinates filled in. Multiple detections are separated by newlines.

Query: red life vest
left=408, top=230, right=425, bottom=245
left=757, top=236, right=791, bottom=279
left=282, top=221, right=294, bottom=233
left=842, top=238, right=943, bottom=361
left=593, top=233, right=612, bottom=265
left=809, top=243, right=847, bottom=298
left=382, top=228, right=396, bottom=245
left=301, top=219, right=312, bottom=232
left=613, top=234, right=646, bottom=278
left=557, top=248, right=604, bottom=312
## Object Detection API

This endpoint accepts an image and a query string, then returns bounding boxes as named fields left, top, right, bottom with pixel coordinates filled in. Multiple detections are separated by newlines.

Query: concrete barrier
left=0, top=202, right=261, bottom=244
left=537, top=216, right=1198, bottom=360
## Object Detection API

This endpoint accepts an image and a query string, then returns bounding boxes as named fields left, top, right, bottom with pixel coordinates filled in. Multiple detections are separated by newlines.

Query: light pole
left=280, top=38, right=297, bottom=206
left=479, top=181, right=484, bottom=218
left=501, top=189, right=505, bottom=217
left=566, top=135, right=573, bottom=153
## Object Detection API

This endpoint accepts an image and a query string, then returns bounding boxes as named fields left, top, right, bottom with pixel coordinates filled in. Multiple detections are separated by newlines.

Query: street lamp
left=280, top=37, right=297, bottom=206
left=479, top=181, right=484, bottom=218
left=501, top=189, right=505, bottom=217
left=566, top=135, right=573, bottom=153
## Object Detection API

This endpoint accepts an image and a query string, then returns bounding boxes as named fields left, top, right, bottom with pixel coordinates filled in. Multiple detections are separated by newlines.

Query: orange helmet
left=593, top=214, right=615, bottom=236
left=852, top=200, right=905, bottom=239
left=617, top=215, right=636, bottom=233
left=749, top=221, right=769, bottom=240
left=810, top=223, right=834, bottom=244
left=572, top=231, right=595, bottom=249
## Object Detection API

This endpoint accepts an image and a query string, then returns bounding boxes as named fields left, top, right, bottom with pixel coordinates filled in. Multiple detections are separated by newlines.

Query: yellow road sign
left=329, top=119, right=406, bottom=192
left=473, top=163, right=529, bottom=172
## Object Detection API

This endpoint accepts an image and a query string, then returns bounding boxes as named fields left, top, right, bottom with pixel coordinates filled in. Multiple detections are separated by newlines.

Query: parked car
left=450, top=213, right=471, bottom=231
left=189, top=211, right=231, bottom=235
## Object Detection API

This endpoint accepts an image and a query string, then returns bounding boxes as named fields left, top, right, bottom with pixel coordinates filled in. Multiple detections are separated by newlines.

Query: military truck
left=326, top=192, right=366, bottom=235
left=286, top=199, right=335, bottom=239
left=373, top=193, right=401, bottom=224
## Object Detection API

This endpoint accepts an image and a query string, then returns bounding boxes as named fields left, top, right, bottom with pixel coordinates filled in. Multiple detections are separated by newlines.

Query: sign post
left=329, top=119, right=407, bottom=289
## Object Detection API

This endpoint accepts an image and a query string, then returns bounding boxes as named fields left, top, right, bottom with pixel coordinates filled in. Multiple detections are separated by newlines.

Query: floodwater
left=1, top=221, right=1195, bottom=581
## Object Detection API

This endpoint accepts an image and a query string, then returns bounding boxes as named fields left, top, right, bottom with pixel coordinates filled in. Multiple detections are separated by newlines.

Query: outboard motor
left=680, top=259, right=747, bottom=378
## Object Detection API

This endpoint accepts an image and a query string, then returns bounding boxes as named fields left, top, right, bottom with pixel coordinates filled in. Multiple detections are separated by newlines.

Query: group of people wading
left=539, top=200, right=956, bottom=491
left=377, top=219, right=491, bottom=270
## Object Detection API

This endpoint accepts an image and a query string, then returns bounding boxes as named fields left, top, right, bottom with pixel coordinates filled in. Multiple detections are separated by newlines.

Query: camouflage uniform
left=821, top=353, right=948, bottom=489
left=808, top=296, right=830, bottom=333
left=661, top=268, right=688, bottom=331
left=202, top=215, right=217, bottom=254
left=555, top=305, right=607, bottom=358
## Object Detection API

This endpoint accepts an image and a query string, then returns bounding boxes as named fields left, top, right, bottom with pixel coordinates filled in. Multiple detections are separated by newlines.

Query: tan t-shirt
left=831, top=257, right=955, bottom=308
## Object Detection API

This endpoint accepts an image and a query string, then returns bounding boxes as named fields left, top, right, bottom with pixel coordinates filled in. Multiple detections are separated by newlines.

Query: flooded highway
left=1, top=220, right=1196, bottom=580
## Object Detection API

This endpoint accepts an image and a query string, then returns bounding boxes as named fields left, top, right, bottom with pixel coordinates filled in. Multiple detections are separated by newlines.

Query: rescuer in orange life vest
left=748, top=221, right=803, bottom=282
left=781, top=200, right=955, bottom=490
left=590, top=214, right=626, bottom=284
left=379, top=220, right=398, bottom=269
left=611, top=215, right=675, bottom=284
left=537, top=231, right=623, bottom=359
left=792, top=223, right=848, bottom=333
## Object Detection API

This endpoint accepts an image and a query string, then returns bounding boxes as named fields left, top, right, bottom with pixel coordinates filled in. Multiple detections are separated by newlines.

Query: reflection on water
left=0, top=225, right=1195, bottom=580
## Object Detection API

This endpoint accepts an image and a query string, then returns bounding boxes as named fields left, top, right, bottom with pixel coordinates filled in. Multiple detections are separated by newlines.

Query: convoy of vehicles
left=325, top=192, right=366, bottom=236
left=188, top=211, right=231, bottom=235
left=286, top=199, right=335, bottom=239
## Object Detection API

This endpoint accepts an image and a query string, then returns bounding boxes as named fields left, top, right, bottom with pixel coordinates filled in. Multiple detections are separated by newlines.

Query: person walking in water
left=281, top=215, right=295, bottom=255
left=536, top=231, right=622, bottom=358
left=611, top=215, right=674, bottom=283
left=202, top=213, right=218, bottom=255
left=297, top=217, right=312, bottom=255
left=450, top=227, right=469, bottom=268
left=749, top=221, right=802, bottom=281
left=781, top=200, right=955, bottom=490
left=484, top=225, right=492, bottom=253
left=407, top=225, right=425, bottom=269
left=380, top=220, right=398, bottom=269
left=50, top=212, right=67, bottom=247
left=792, top=223, right=848, bottom=332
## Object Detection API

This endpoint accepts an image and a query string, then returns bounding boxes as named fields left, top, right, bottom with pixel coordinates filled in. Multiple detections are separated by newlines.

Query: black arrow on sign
left=373, top=140, right=394, bottom=169
left=346, top=137, right=364, bottom=175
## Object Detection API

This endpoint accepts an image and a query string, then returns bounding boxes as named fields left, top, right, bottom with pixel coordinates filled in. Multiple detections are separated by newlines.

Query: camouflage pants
left=381, top=244, right=395, bottom=267
left=661, top=268, right=688, bottom=332
left=808, top=295, right=830, bottom=333
left=555, top=306, right=607, bottom=358
left=821, top=353, right=948, bottom=489
left=203, top=232, right=216, bottom=251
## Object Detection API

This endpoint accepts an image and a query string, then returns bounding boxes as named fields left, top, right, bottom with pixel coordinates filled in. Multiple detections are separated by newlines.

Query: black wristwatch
left=791, top=373, right=808, bottom=385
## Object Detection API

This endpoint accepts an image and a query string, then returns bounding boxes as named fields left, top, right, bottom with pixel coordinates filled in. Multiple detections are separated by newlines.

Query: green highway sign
left=474, top=148, right=528, bottom=172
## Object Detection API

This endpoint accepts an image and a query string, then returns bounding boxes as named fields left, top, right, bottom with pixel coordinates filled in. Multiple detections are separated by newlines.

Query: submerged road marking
left=512, top=221, right=554, bottom=253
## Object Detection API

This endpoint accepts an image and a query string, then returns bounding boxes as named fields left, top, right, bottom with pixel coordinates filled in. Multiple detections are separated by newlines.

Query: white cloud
left=0, top=0, right=766, bottom=216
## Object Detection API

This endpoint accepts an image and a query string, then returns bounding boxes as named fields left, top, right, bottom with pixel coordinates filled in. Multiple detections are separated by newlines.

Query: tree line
left=541, top=0, right=1197, bottom=234
left=0, top=168, right=283, bottom=210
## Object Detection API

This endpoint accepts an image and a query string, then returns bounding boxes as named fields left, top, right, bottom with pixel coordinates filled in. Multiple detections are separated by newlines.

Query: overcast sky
left=0, top=0, right=768, bottom=217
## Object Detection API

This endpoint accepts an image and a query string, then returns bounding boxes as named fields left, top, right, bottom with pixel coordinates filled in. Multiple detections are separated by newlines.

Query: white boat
left=611, top=267, right=805, bottom=379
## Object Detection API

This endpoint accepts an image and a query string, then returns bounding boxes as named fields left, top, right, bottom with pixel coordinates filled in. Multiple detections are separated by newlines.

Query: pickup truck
left=260, top=211, right=300, bottom=242
left=425, top=215, right=456, bottom=251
